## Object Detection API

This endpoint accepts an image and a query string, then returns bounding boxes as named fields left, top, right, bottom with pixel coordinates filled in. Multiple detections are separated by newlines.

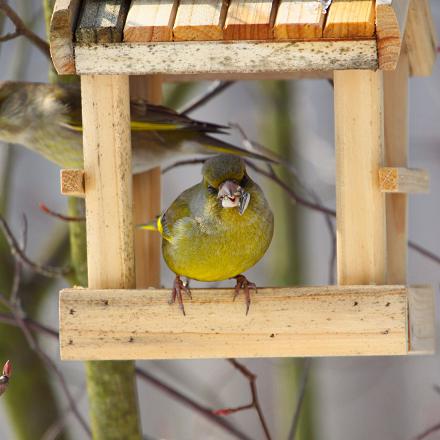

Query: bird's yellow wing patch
left=63, top=121, right=185, bottom=133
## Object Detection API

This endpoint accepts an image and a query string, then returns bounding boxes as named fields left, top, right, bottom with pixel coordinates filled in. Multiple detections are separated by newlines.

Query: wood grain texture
left=130, top=76, right=162, bottom=289
left=405, top=0, right=438, bottom=76
left=60, top=169, right=85, bottom=197
left=408, top=286, right=435, bottom=354
left=123, top=0, right=178, bottom=42
left=49, top=0, right=81, bottom=74
left=379, top=168, right=429, bottom=194
left=76, top=0, right=130, bottom=43
left=173, top=0, right=228, bottom=41
left=334, top=70, right=386, bottom=285
left=81, top=75, right=135, bottom=290
left=74, top=40, right=378, bottom=74
left=274, top=0, right=325, bottom=40
left=376, top=0, right=410, bottom=70
left=323, top=0, right=375, bottom=38
left=59, top=285, right=409, bottom=360
left=384, top=49, right=409, bottom=284
left=224, top=0, right=274, bottom=40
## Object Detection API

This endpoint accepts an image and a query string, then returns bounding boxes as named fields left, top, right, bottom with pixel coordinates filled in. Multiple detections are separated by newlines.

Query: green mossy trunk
left=260, top=81, right=315, bottom=440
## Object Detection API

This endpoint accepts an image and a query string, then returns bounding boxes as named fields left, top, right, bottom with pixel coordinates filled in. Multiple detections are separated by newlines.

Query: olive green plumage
left=152, top=154, right=274, bottom=282
left=0, top=81, right=277, bottom=172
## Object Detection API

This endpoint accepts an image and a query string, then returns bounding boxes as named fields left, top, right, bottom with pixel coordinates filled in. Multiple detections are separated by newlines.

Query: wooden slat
left=130, top=76, right=162, bottom=289
left=408, top=286, right=435, bottom=354
left=384, top=48, right=409, bottom=285
left=379, top=168, right=429, bottom=194
left=59, top=285, right=409, bottom=360
left=224, top=0, right=274, bottom=40
left=50, top=0, right=81, bottom=75
left=81, top=75, right=135, bottom=289
left=74, top=40, right=378, bottom=74
left=123, top=0, right=178, bottom=42
left=405, top=0, right=438, bottom=77
left=334, top=70, right=386, bottom=285
left=76, top=0, right=130, bottom=43
left=376, top=0, right=411, bottom=70
left=60, top=169, right=85, bottom=197
left=323, top=0, right=375, bottom=38
left=173, top=0, right=228, bottom=41
left=274, top=0, right=325, bottom=40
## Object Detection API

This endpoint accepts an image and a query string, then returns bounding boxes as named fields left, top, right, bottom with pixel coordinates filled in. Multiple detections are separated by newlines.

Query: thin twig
left=415, top=423, right=440, bottom=440
left=40, top=203, right=85, bottom=222
left=179, top=81, right=235, bottom=115
left=0, top=0, right=50, bottom=58
left=0, top=214, right=71, bottom=277
left=0, top=311, right=59, bottom=338
left=213, top=359, right=272, bottom=440
left=287, top=359, right=311, bottom=440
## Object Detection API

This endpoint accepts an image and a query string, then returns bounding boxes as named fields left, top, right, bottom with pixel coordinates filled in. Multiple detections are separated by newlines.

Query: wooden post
left=383, top=47, right=409, bottom=284
left=130, top=76, right=162, bottom=288
left=334, top=70, right=387, bottom=285
left=81, top=75, right=141, bottom=439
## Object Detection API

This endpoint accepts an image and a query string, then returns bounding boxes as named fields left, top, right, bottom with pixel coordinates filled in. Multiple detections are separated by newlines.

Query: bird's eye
left=207, top=185, right=218, bottom=195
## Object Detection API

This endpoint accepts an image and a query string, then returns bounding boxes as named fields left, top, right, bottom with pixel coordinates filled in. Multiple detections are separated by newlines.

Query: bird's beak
left=217, top=180, right=250, bottom=215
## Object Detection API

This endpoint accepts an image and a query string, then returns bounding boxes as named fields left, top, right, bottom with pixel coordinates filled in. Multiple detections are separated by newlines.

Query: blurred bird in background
left=0, top=81, right=278, bottom=172
left=139, top=154, right=274, bottom=315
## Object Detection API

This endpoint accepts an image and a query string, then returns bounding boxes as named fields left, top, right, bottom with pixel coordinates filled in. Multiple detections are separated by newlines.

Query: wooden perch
left=60, top=169, right=85, bottom=198
left=379, top=167, right=429, bottom=193
left=59, top=285, right=434, bottom=360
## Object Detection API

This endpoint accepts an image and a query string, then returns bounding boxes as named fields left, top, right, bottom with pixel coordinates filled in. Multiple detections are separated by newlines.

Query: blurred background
left=0, top=1, right=439, bottom=439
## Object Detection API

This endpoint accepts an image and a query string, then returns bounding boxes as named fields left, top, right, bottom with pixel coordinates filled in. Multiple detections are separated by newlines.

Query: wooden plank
left=81, top=75, right=135, bottom=289
left=323, top=0, right=375, bottom=38
left=224, top=0, right=274, bottom=40
left=384, top=48, right=409, bottom=285
left=74, top=40, right=378, bottom=74
left=408, top=286, right=435, bottom=355
left=76, top=0, right=130, bottom=43
left=123, top=0, right=178, bottom=42
left=274, top=0, right=325, bottom=40
left=60, top=169, right=85, bottom=197
left=405, top=0, right=438, bottom=77
left=334, top=70, right=386, bottom=285
left=130, top=76, right=162, bottom=288
left=59, top=285, right=409, bottom=360
left=173, top=0, right=228, bottom=41
left=49, top=0, right=81, bottom=74
left=379, top=168, right=429, bottom=194
left=376, top=0, right=411, bottom=70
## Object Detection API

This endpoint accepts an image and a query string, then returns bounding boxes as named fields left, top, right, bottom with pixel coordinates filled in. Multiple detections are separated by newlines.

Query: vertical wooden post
left=81, top=75, right=141, bottom=439
left=384, top=48, right=409, bottom=284
left=130, top=75, right=162, bottom=288
left=334, top=70, right=387, bottom=285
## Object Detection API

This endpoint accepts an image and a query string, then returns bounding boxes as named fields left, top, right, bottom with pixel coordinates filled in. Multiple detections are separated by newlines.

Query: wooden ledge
left=60, top=169, right=85, bottom=197
left=379, top=167, right=429, bottom=193
left=59, top=285, right=435, bottom=360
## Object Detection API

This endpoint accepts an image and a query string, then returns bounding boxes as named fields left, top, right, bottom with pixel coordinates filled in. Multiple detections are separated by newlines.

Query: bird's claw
left=169, top=275, right=192, bottom=316
left=233, top=275, right=257, bottom=315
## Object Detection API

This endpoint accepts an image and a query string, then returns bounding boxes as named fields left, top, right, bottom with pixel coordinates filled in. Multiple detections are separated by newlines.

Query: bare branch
left=0, top=214, right=71, bottom=277
left=0, top=0, right=50, bottom=59
left=415, top=423, right=440, bottom=440
left=287, top=359, right=311, bottom=440
left=179, top=81, right=235, bottom=115
left=213, top=359, right=272, bottom=440
left=40, top=203, right=85, bottom=222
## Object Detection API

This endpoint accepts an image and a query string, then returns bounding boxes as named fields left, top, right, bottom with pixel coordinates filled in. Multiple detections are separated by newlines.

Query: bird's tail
left=136, top=217, right=160, bottom=232
left=201, top=134, right=281, bottom=165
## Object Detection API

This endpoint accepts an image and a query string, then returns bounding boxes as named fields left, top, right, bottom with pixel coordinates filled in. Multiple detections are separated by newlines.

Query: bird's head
left=202, top=154, right=251, bottom=215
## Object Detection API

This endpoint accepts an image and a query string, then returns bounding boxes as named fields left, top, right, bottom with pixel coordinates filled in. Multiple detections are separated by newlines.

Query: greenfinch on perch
left=140, top=154, right=274, bottom=315
left=0, top=81, right=277, bottom=172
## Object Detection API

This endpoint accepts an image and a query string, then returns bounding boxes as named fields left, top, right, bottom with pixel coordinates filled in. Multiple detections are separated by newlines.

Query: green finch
left=0, top=81, right=278, bottom=172
left=140, top=154, right=274, bottom=315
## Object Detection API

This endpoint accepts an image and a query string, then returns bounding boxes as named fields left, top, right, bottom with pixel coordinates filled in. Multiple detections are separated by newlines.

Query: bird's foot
left=169, top=275, right=192, bottom=316
left=233, top=274, right=257, bottom=315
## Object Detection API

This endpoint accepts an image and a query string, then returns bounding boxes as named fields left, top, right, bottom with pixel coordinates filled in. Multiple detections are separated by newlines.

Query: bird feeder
left=50, top=0, right=437, bottom=360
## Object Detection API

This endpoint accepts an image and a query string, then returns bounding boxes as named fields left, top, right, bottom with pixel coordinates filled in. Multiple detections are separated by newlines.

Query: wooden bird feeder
left=50, top=0, right=437, bottom=360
